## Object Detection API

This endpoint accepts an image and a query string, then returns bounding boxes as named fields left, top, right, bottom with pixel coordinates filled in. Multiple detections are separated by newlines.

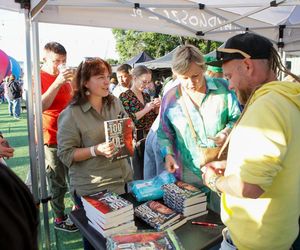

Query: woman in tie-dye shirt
left=157, top=45, right=241, bottom=213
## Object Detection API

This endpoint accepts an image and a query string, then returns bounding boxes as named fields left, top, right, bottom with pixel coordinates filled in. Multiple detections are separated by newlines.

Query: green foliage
left=106, top=58, right=119, bottom=65
left=112, top=29, right=221, bottom=62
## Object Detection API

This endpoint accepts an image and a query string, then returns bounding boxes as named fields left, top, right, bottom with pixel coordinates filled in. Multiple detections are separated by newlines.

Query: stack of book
left=134, top=200, right=187, bottom=231
left=106, top=230, right=184, bottom=250
left=162, top=181, right=208, bottom=220
left=81, top=190, right=137, bottom=237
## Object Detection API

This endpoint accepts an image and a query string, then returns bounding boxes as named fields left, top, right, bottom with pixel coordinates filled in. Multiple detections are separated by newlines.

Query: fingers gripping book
left=104, top=117, right=134, bottom=161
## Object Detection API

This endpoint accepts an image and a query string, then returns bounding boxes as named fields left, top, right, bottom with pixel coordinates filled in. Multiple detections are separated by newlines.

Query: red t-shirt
left=41, top=70, right=72, bottom=145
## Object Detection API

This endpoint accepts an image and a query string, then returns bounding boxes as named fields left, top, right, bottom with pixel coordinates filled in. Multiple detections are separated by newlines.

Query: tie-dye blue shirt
left=157, top=76, right=241, bottom=183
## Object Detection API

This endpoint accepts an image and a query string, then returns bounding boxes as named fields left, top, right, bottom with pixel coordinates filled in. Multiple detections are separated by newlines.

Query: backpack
left=7, top=80, right=22, bottom=100
left=0, top=83, right=4, bottom=96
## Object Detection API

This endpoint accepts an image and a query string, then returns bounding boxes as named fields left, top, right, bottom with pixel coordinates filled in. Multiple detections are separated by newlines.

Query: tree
left=112, top=29, right=221, bottom=62
left=106, top=58, right=119, bottom=65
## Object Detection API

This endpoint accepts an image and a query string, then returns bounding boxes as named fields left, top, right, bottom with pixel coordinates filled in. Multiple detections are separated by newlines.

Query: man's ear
left=243, top=58, right=254, bottom=75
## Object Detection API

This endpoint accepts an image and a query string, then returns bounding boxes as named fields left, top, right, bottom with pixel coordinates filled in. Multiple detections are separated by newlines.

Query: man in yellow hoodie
left=204, top=33, right=300, bottom=250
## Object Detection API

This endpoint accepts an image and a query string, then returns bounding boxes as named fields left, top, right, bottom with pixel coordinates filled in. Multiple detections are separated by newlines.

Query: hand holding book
left=94, top=142, right=116, bottom=158
left=104, top=117, right=134, bottom=161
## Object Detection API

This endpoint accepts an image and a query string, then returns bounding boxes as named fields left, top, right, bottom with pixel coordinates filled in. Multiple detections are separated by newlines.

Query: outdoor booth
left=1, top=0, right=300, bottom=249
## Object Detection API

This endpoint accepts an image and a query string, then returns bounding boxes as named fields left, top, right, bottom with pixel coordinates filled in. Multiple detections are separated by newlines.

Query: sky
left=0, top=9, right=119, bottom=67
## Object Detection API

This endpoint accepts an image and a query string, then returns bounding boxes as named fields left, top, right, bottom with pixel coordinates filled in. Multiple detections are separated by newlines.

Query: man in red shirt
left=41, top=42, right=77, bottom=232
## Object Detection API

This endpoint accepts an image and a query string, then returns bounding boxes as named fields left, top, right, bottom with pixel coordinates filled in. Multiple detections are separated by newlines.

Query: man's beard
left=237, top=89, right=251, bottom=106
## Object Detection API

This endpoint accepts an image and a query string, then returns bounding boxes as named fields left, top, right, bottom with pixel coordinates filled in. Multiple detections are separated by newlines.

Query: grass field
left=0, top=103, right=83, bottom=250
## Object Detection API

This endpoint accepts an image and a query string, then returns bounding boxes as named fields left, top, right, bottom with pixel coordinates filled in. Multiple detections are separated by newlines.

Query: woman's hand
left=208, top=130, right=229, bottom=147
left=94, top=142, right=116, bottom=158
left=153, top=98, right=161, bottom=108
left=165, top=154, right=179, bottom=173
left=145, top=101, right=155, bottom=112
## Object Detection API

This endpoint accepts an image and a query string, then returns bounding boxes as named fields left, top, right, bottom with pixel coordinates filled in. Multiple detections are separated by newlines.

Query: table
left=70, top=194, right=224, bottom=250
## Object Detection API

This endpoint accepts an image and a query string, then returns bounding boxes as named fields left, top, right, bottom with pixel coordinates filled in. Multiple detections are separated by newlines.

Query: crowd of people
left=1, top=32, right=300, bottom=250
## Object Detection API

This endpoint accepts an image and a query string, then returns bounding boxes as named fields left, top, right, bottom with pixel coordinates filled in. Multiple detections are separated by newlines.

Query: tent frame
left=2, top=1, right=300, bottom=249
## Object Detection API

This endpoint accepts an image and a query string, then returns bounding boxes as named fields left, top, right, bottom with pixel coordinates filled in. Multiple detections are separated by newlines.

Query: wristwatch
left=208, top=175, right=222, bottom=196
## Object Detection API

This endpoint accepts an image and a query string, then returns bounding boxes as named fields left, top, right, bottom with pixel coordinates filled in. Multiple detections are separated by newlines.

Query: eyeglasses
left=216, top=48, right=251, bottom=60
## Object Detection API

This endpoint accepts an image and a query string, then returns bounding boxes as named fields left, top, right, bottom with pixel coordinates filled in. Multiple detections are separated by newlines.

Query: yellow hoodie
left=221, top=81, right=300, bottom=250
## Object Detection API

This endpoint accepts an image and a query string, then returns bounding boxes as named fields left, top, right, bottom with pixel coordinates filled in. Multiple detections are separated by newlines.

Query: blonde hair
left=172, top=44, right=206, bottom=75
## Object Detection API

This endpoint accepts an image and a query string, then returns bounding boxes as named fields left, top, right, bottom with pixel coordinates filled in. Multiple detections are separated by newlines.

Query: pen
left=191, top=221, right=219, bottom=227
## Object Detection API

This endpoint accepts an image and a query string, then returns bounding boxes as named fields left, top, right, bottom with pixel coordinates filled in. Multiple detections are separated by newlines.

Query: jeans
left=143, top=130, right=165, bottom=180
left=219, top=228, right=237, bottom=250
left=132, top=138, right=146, bottom=180
left=7, top=97, right=21, bottom=118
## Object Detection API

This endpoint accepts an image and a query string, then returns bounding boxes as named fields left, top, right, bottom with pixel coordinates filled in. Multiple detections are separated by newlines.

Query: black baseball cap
left=206, top=33, right=273, bottom=67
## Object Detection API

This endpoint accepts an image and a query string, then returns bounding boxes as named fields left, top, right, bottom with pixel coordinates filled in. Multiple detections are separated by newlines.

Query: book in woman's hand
left=104, top=117, right=134, bottom=161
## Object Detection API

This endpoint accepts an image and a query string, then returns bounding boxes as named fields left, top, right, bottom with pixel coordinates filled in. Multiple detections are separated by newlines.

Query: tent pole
left=31, top=21, right=51, bottom=250
left=23, top=9, right=43, bottom=250
left=278, top=25, right=286, bottom=80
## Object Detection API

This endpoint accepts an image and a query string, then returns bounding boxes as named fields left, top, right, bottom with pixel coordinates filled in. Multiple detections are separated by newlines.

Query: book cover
left=106, top=230, right=185, bottom=250
left=162, top=181, right=206, bottom=206
left=104, top=117, right=134, bottom=161
left=134, top=201, right=180, bottom=230
left=81, top=190, right=133, bottom=219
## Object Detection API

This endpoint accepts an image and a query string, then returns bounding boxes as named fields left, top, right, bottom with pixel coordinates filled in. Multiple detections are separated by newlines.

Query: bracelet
left=89, top=146, right=96, bottom=157
left=208, top=175, right=222, bottom=196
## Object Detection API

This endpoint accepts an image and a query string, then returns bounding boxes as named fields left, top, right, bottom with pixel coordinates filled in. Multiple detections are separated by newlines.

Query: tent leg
left=280, top=50, right=286, bottom=81
left=23, top=11, right=45, bottom=249
left=31, top=21, right=51, bottom=250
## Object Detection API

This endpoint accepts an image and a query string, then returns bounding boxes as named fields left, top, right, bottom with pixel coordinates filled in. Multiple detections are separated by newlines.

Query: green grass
left=0, top=103, right=83, bottom=250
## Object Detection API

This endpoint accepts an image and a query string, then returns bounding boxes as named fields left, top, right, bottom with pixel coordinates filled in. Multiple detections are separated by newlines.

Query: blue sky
left=0, top=9, right=119, bottom=66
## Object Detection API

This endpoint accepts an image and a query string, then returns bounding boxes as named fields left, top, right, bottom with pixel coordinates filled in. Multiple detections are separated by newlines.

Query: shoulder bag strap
left=178, top=86, right=198, bottom=142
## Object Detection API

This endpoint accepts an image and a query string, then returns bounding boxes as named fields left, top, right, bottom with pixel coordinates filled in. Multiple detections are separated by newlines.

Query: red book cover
left=82, top=190, right=133, bottom=218
left=104, top=117, right=134, bottom=161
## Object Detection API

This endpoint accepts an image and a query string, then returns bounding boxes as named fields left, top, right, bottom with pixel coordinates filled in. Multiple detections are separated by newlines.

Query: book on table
left=185, top=210, right=208, bottom=221
left=81, top=190, right=135, bottom=237
left=134, top=200, right=183, bottom=231
left=104, top=117, right=134, bottom=161
left=167, top=215, right=188, bottom=231
left=162, top=181, right=208, bottom=219
left=88, top=218, right=137, bottom=238
left=85, top=208, right=134, bottom=229
left=162, top=181, right=206, bottom=206
left=81, top=190, right=133, bottom=220
left=164, top=197, right=207, bottom=215
left=106, top=230, right=185, bottom=250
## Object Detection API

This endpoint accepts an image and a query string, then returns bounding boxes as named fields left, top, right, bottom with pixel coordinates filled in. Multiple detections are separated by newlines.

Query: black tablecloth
left=70, top=193, right=224, bottom=250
